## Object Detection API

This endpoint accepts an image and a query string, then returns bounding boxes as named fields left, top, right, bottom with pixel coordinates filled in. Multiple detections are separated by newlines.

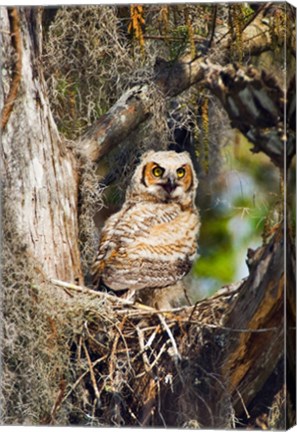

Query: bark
left=159, top=225, right=286, bottom=427
left=222, top=226, right=284, bottom=413
left=1, top=7, right=83, bottom=283
left=80, top=15, right=294, bottom=168
left=80, top=85, right=151, bottom=163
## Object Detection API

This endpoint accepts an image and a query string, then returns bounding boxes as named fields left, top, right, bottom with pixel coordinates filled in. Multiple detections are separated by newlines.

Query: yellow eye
left=152, top=166, right=164, bottom=178
left=177, top=167, right=186, bottom=179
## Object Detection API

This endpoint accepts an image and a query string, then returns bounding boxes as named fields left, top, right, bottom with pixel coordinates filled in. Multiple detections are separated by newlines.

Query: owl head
left=127, top=150, right=198, bottom=206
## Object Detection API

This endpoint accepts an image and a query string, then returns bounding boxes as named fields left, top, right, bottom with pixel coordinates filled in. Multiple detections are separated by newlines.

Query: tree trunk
left=1, top=7, right=82, bottom=283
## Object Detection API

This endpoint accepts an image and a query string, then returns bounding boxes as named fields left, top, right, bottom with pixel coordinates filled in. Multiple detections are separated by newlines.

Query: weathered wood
left=1, top=7, right=83, bottom=283
left=80, top=85, right=151, bottom=163
left=156, top=227, right=286, bottom=427
left=205, top=64, right=295, bottom=168
left=79, top=9, right=294, bottom=169
left=222, top=226, right=284, bottom=414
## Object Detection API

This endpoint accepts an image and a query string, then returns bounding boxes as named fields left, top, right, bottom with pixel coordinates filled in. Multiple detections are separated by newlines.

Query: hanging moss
left=201, top=96, right=209, bottom=174
left=229, top=5, right=244, bottom=62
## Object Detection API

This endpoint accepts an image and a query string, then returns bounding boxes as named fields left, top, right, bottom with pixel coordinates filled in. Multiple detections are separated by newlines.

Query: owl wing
left=92, top=202, right=199, bottom=291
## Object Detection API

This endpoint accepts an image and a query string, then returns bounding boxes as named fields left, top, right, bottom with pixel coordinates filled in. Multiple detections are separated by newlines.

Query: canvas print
left=1, top=3, right=296, bottom=429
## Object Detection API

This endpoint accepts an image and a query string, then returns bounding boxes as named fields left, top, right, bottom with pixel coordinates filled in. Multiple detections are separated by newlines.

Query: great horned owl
left=91, top=150, right=200, bottom=309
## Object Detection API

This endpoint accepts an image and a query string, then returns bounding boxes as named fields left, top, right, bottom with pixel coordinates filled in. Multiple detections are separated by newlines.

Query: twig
left=50, top=278, right=170, bottom=314
left=60, top=355, right=108, bottom=405
left=50, top=379, right=66, bottom=423
left=116, top=304, right=191, bottom=315
left=146, top=325, right=161, bottom=347
left=83, top=322, right=109, bottom=350
left=83, top=341, right=100, bottom=400
left=158, top=314, right=181, bottom=361
left=215, top=3, right=272, bottom=45
left=114, top=317, right=132, bottom=370
left=135, top=340, right=171, bottom=378
left=133, top=302, right=159, bottom=312
left=136, top=325, right=161, bottom=332
left=156, top=378, right=167, bottom=427
left=208, top=5, right=217, bottom=48
left=132, top=325, right=160, bottom=366
left=137, top=328, right=151, bottom=372
left=144, top=34, right=204, bottom=42
left=50, top=278, right=134, bottom=306
left=109, top=316, right=128, bottom=383
left=241, top=3, right=272, bottom=33
left=180, top=313, right=278, bottom=333
left=236, top=388, right=250, bottom=419
left=188, top=300, right=200, bottom=324
left=184, top=321, right=278, bottom=333
left=1, top=7, right=22, bottom=130
left=91, top=398, right=97, bottom=426
left=77, top=335, right=82, bottom=367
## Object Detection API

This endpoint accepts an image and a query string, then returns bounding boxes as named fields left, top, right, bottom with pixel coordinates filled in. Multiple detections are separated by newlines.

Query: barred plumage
left=91, top=150, right=200, bottom=309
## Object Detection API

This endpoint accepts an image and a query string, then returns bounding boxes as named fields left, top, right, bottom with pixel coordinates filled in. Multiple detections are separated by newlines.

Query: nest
left=1, top=183, right=237, bottom=428
left=1, top=202, right=287, bottom=428
left=29, top=279, right=238, bottom=427
left=1, top=214, right=237, bottom=428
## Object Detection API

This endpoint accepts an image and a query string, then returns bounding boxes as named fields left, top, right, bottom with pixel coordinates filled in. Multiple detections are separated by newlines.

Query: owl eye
left=176, top=167, right=186, bottom=179
left=152, top=166, right=164, bottom=178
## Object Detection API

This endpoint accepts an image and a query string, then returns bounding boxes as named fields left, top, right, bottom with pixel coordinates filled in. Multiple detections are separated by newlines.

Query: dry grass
left=43, top=6, right=168, bottom=141
left=1, top=197, right=287, bottom=427
left=1, top=196, right=236, bottom=426
left=77, top=159, right=105, bottom=281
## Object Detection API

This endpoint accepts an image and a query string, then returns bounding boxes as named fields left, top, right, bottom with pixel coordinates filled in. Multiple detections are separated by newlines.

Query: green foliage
left=194, top=216, right=236, bottom=283
left=193, top=133, right=281, bottom=294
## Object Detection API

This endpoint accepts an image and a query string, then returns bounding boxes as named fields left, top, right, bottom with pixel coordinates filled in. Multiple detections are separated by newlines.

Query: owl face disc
left=131, top=150, right=198, bottom=206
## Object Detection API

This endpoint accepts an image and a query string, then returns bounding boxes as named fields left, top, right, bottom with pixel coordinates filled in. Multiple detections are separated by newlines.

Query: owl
left=91, top=150, right=200, bottom=309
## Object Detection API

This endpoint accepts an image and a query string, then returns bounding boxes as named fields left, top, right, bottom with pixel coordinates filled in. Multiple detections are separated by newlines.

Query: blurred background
left=191, top=131, right=282, bottom=299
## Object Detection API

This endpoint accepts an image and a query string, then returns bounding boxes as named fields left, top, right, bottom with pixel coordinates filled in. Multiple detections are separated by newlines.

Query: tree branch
left=204, top=63, right=294, bottom=167
left=80, top=85, right=151, bottom=163
left=79, top=8, right=289, bottom=166
left=221, top=225, right=284, bottom=413
left=80, top=55, right=293, bottom=168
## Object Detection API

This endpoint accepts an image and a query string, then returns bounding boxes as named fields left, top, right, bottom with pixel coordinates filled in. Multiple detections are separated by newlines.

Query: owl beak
left=162, top=178, right=177, bottom=194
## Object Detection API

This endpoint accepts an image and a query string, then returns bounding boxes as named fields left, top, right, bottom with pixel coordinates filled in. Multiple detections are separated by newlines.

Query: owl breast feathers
left=91, top=150, right=200, bottom=301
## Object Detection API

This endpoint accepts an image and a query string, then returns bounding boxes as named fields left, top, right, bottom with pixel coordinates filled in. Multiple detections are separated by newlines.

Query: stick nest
left=48, top=279, right=239, bottom=427
left=1, top=199, right=287, bottom=428
left=2, top=214, right=237, bottom=427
